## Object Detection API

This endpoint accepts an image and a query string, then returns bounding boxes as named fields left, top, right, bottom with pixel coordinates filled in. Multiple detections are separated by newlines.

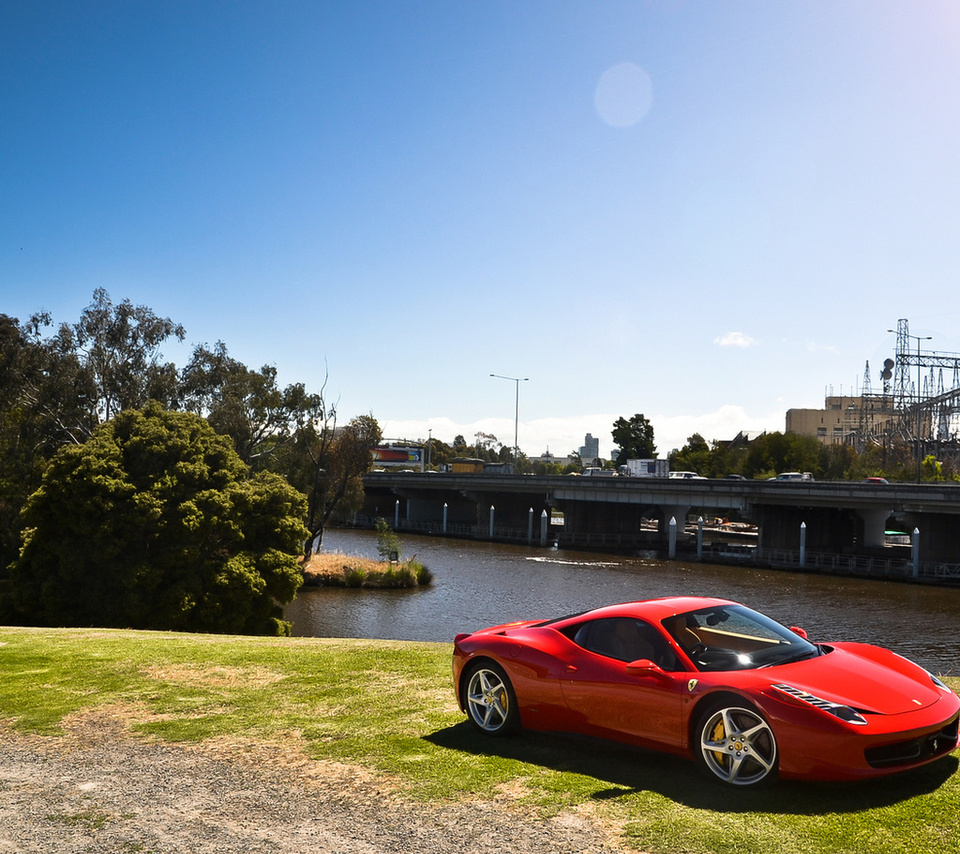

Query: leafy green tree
left=513, top=452, right=532, bottom=474
left=819, top=443, right=857, bottom=481
left=921, top=454, right=944, bottom=481
left=473, top=432, right=500, bottom=461
left=70, top=288, right=185, bottom=428
left=375, top=517, right=402, bottom=560
left=742, top=432, right=822, bottom=479
left=11, top=403, right=307, bottom=635
left=669, top=433, right=713, bottom=476
left=0, top=290, right=184, bottom=454
left=424, top=437, right=453, bottom=470
left=530, top=458, right=565, bottom=475
left=179, top=341, right=324, bottom=468
left=611, top=414, right=656, bottom=465
left=0, top=313, right=97, bottom=570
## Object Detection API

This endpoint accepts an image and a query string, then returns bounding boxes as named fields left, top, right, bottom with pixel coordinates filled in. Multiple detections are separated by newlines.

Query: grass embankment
left=301, top=552, right=432, bottom=588
left=1, top=625, right=958, bottom=854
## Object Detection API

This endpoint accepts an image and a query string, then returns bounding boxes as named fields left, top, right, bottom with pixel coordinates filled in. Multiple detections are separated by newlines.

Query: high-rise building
left=579, top=433, right=600, bottom=461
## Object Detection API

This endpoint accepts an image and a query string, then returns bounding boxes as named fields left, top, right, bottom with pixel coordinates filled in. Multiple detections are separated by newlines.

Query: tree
left=742, top=432, right=822, bottom=479
left=0, top=313, right=96, bottom=570
left=11, top=403, right=307, bottom=635
left=375, top=517, right=402, bottom=560
left=423, top=437, right=453, bottom=470
left=180, top=341, right=324, bottom=468
left=283, top=413, right=382, bottom=553
left=669, top=433, right=713, bottom=476
left=71, top=288, right=186, bottom=427
left=1, top=290, right=185, bottom=453
left=473, top=432, right=499, bottom=460
left=611, top=414, right=656, bottom=465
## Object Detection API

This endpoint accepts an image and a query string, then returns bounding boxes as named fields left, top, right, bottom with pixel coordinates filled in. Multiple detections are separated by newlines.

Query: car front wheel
left=696, top=703, right=778, bottom=786
left=464, top=662, right=519, bottom=736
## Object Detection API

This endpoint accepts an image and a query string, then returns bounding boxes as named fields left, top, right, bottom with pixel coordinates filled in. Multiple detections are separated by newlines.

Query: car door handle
left=565, top=665, right=578, bottom=673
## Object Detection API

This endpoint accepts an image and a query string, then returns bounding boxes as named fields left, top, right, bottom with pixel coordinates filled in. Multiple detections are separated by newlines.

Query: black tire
left=462, top=661, right=519, bottom=736
left=695, top=701, right=779, bottom=786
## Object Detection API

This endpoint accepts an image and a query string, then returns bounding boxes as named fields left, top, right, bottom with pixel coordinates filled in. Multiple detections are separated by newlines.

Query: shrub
left=374, top=517, right=402, bottom=560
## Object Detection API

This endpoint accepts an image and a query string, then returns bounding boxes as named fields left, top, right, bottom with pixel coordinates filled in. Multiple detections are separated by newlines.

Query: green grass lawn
left=1, top=625, right=958, bottom=854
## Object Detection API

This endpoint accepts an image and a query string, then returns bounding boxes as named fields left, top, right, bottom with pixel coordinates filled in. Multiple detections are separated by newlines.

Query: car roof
left=555, top=596, right=738, bottom=625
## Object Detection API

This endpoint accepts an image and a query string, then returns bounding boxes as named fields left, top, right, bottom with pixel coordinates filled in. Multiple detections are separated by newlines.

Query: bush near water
left=302, top=552, right=433, bottom=589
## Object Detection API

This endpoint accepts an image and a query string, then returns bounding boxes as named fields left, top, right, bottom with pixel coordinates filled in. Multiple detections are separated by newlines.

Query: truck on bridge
left=621, top=458, right=670, bottom=478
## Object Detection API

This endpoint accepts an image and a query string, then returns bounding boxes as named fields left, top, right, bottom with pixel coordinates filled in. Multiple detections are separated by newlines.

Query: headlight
left=892, top=653, right=953, bottom=693
left=771, top=683, right=868, bottom=726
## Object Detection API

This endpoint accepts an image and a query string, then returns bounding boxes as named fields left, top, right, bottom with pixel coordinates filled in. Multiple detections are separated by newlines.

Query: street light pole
left=490, top=373, right=529, bottom=462
left=888, top=327, right=932, bottom=482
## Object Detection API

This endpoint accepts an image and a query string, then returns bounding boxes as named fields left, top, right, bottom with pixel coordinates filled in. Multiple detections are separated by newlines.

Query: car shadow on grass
left=424, top=721, right=958, bottom=815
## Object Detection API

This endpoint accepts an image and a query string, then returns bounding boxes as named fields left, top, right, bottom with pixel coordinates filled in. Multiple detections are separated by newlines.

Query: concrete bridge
left=361, top=472, right=960, bottom=574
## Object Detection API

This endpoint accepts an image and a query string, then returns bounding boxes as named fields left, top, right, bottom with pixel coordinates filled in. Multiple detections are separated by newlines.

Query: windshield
left=663, top=604, right=819, bottom=672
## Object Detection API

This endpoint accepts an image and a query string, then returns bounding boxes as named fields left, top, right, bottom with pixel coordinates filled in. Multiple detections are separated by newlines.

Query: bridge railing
left=757, top=548, right=960, bottom=583
left=345, top=516, right=960, bottom=585
left=351, top=515, right=547, bottom=545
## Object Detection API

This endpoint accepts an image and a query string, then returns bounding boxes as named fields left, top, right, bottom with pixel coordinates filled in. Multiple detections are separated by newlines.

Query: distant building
left=786, top=395, right=896, bottom=445
left=537, top=448, right=574, bottom=468
left=579, top=433, right=600, bottom=462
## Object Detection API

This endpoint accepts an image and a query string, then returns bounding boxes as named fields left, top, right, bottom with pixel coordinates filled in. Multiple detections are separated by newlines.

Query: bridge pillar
left=655, top=505, right=691, bottom=545
left=857, top=508, right=892, bottom=549
left=658, top=506, right=690, bottom=535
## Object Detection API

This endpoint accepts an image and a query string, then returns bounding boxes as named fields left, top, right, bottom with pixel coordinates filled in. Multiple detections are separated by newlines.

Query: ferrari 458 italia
left=452, top=597, right=959, bottom=786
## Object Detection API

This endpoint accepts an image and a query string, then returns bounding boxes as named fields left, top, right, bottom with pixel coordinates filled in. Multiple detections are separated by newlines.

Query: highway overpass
left=361, top=472, right=960, bottom=573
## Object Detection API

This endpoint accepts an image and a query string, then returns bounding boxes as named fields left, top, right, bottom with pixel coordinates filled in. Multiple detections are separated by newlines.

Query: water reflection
left=285, top=529, right=960, bottom=675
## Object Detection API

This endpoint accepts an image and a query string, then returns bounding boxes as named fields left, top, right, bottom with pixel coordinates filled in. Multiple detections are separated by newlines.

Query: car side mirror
left=625, top=659, right=670, bottom=679
left=789, top=626, right=808, bottom=639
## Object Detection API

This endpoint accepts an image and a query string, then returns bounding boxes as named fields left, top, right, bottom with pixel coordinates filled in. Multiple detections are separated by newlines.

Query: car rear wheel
left=464, top=662, right=518, bottom=736
left=696, top=703, right=778, bottom=786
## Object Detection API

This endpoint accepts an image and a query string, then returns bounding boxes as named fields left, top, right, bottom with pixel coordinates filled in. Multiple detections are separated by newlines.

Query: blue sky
left=4, top=1, right=960, bottom=459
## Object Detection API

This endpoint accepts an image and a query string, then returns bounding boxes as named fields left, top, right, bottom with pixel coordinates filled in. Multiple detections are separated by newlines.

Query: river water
left=285, top=528, right=960, bottom=675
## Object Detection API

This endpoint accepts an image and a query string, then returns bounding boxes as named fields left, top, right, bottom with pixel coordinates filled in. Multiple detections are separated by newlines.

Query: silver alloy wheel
left=466, top=666, right=513, bottom=733
left=698, top=705, right=778, bottom=786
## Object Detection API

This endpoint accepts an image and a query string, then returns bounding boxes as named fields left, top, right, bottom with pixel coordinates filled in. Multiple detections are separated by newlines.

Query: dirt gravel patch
left=0, top=710, right=626, bottom=853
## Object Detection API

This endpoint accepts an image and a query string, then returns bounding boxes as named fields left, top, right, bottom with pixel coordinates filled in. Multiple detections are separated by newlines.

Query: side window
left=573, top=618, right=680, bottom=670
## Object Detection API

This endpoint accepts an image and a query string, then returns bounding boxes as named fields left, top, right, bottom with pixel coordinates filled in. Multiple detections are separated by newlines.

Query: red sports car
left=452, top=597, right=960, bottom=787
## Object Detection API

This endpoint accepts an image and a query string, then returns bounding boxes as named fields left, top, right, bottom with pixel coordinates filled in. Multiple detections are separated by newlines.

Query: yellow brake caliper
left=711, top=719, right=728, bottom=767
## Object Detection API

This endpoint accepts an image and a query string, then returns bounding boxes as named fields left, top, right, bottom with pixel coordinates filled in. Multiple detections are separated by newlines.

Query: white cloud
left=714, top=331, right=758, bottom=349
left=805, top=340, right=841, bottom=355
left=650, top=406, right=782, bottom=453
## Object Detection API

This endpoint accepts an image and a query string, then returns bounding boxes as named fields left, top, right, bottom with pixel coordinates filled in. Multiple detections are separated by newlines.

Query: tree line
left=408, top=407, right=955, bottom=484
left=0, top=290, right=381, bottom=634
left=667, top=430, right=960, bottom=482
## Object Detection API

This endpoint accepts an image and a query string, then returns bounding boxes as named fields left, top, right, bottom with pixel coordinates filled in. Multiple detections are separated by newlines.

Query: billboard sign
left=372, top=447, right=423, bottom=468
